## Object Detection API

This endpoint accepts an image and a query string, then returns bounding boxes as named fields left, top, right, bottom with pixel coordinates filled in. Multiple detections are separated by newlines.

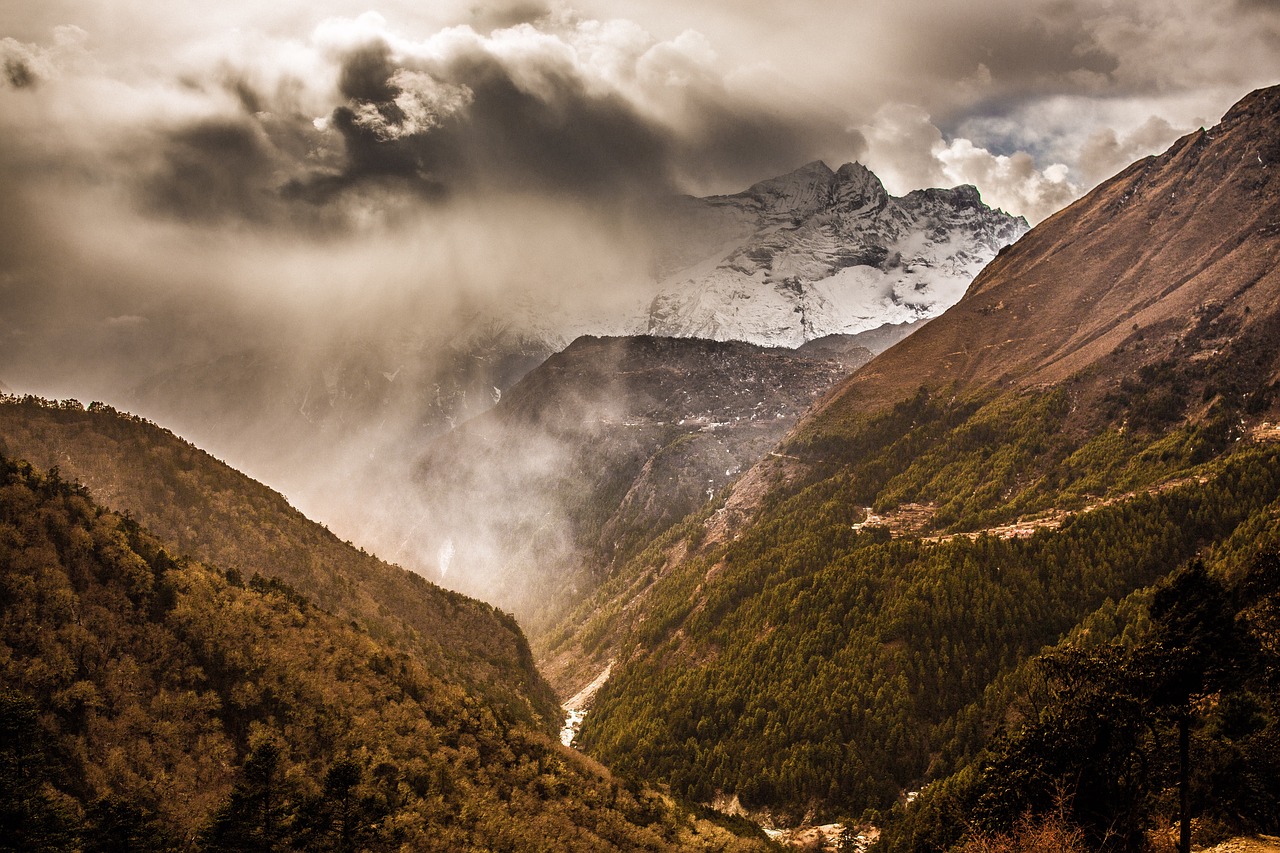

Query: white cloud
left=936, top=141, right=1077, bottom=222
left=860, top=103, right=1078, bottom=223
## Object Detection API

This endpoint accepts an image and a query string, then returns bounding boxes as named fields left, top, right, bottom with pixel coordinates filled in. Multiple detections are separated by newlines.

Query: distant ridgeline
left=541, top=84, right=1280, bottom=849
left=0, top=396, right=774, bottom=851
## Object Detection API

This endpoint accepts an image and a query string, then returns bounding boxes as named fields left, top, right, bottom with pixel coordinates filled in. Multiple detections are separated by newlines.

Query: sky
left=2, top=0, right=1279, bottom=609
left=3, top=1, right=1278, bottom=364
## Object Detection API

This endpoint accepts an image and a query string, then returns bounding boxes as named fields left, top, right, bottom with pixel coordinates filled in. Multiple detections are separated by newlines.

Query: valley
left=2, top=8, right=1280, bottom=843
left=534, top=84, right=1280, bottom=850
left=101, top=160, right=1021, bottom=610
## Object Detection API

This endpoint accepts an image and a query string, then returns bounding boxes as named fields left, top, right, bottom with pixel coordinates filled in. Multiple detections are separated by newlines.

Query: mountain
left=822, top=85, right=1280, bottom=415
left=0, top=396, right=557, bottom=726
left=539, top=84, right=1280, bottom=841
left=402, top=334, right=876, bottom=635
left=0, top=449, right=775, bottom=851
left=711, top=83, right=1280, bottom=545
left=646, top=161, right=1028, bottom=347
left=100, top=162, right=1014, bottom=607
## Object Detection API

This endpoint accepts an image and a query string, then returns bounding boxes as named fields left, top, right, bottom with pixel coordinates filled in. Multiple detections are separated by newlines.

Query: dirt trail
left=855, top=474, right=1213, bottom=545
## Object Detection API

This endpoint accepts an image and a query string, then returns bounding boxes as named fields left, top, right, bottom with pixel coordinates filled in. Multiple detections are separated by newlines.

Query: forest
left=5, top=343, right=1280, bottom=851
left=0, top=404, right=775, bottom=851
left=551, top=366, right=1280, bottom=848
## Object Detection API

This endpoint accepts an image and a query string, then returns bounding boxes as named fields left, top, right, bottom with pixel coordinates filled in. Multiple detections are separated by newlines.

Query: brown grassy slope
left=816, top=84, right=1280, bottom=422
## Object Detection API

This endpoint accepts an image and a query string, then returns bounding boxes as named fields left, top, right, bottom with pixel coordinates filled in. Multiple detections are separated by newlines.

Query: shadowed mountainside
left=0, top=396, right=559, bottom=727
left=408, top=334, right=875, bottom=631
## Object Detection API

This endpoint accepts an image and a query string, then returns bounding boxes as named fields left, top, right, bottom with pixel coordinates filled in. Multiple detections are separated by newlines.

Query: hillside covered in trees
left=539, top=85, right=1280, bottom=849
left=0, top=396, right=557, bottom=727
left=548, top=381, right=1280, bottom=831
left=0, top=451, right=775, bottom=851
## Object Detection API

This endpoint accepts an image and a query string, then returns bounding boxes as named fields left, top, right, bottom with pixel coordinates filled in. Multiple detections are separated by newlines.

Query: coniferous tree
left=0, top=689, right=81, bottom=852
left=200, top=735, right=291, bottom=852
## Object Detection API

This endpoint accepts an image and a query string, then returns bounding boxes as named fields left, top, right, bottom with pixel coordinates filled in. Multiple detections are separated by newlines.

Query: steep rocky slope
left=406, top=334, right=875, bottom=631
left=820, top=86, right=1280, bottom=416
left=647, top=161, right=1027, bottom=346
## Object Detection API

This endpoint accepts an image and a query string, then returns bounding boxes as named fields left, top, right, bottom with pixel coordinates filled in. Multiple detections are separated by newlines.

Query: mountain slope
left=0, top=454, right=775, bottom=851
left=404, top=334, right=874, bottom=635
left=0, top=396, right=558, bottom=727
left=647, top=161, right=1028, bottom=347
left=541, top=84, right=1280, bottom=833
left=819, top=85, right=1280, bottom=416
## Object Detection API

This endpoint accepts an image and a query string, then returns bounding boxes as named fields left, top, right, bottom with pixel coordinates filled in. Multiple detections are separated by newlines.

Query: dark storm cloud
left=278, top=38, right=674, bottom=206
left=905, top=7, right=1121, bottom=119
left=4, top=58, right=36, bottom=89
left=135, top=23, right=862, bottom=227
left=1, top=36, right=55, bottom=90
left=469, top=2, right=552, bottom=32
left=974, top=13, right=1119, bottom=83
left=437, top=54, right=675, bottom=193
left=142, top=120, right=278, bottom=222
left=337, top=41, right=401, bottom=102
left=225, top=75, right=265, bottom=114
left=672, top=90, right=867, bottom=190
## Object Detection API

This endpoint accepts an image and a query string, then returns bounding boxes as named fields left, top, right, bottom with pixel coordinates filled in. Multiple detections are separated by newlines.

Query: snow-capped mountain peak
left=439, top=161, right=1029, bottom=354
left=646, top=161, right=1029, bottom=347
left=725, top=160, right=837, bottom=221
left=711, top=160, right=891, bottom=224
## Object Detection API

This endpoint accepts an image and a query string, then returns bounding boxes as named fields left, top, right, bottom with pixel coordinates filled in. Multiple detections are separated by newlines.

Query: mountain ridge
left=0, top=395, right=560, bottom=726
left=817, top=84, right=1280, bottom=416
left=647, top=160, right=1027, bottom=347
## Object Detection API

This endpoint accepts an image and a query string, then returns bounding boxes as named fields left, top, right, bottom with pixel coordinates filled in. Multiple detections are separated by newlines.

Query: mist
left=0, top=9, right=861, bottom=624
left=4, top=0, right=1280, bottom=626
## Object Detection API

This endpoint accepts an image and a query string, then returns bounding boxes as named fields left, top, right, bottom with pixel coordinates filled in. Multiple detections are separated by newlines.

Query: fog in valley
left=5, top=0, right=1280, bottom=624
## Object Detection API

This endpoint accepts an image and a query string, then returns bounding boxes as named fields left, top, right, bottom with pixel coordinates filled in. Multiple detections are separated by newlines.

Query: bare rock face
left=646, top=161, right=1028, bottom=347
left=406, top=334, right=876, bottom=628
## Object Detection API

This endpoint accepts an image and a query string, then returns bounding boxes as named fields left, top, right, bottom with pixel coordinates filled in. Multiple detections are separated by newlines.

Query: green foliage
left=781, top=385, right=1229, bottom=537
left=581, top=443, right=1280, bottom=820
left=0, top=688, right=83, bottom=851
left=554, top=373, right=1280, bottom=823
left=886, top=551, right=1280, bottom=853
left=201, top=734, right=290, bottom=851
